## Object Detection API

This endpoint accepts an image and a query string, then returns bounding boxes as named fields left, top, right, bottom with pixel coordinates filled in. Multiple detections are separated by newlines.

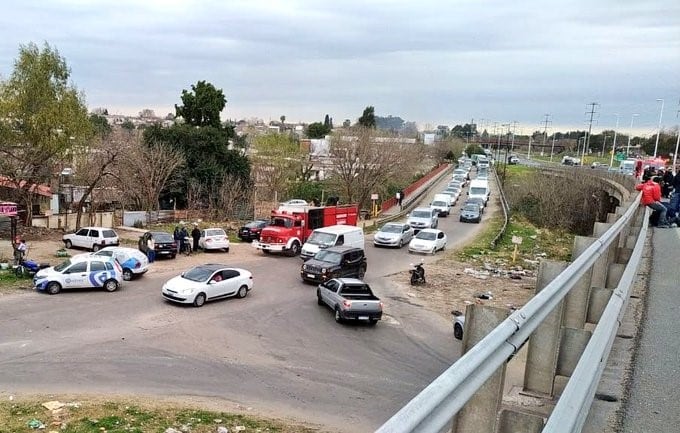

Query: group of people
left=636, top=167, right=680, bottom=228
left=172, top=222, right=202, bottom=254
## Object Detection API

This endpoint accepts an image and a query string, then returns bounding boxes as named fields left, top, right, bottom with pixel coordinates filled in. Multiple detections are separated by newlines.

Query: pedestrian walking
left=146, top=236, right=156, bottom=263
left=191, top=223, right=201, bottom=252
left=180, top=224, right=189, bottom=253
left=636, top=175, right=670, bottom=228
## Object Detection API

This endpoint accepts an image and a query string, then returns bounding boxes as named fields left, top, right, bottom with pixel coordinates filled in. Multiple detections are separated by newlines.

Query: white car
left=199, top=228, right=230, bottom=252
left=407, top=208, right=439, bottom=231
left=373, top=222, right=414, bottom=248
left=72, top=246, right=149, bottom=281
left=408, top=229, right=447, bottom=255
left=161, top=264, right=253, bottom=307
left=33, top=256, right=123, bottom=295
left=62, top=226, right=119, bottom=251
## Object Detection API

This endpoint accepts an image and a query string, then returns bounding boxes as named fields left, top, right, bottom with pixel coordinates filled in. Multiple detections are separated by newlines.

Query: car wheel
left=225, top=247, right=230, bottom=253
left=263, top=249, right=272, bottom=255
left=122, top=269, right=133, bottom=281
left=64, top=240, right=72, bottom=249
left=288, top=241, right=300, bottom=257
left=334, top=308, right=343, bottom=323
left=170, top=254, right=176, bottom=259
left=398, top=240, right=403, bottom=248
left=103, top=279, right=119, bottom=292
left=454, top=323, right=464, bottom=340
left=369, top=319, right=378, bottom=326
left=357, top=264, right=366, bottom=279
left=46, top=281, right=61, bottom=295
left=92, top=244, right=101, bottom=252
left=317, top=291, right=324, bottom=306
left=193, top=293, right=206, bottom=307
left=236, top=285, right=248, bottom=299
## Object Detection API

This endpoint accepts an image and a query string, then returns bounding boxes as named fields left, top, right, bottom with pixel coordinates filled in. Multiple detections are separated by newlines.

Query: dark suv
left=300, top=246, right=367, bottom=283
left=238, top=219, right=268, bottom=242
left=138, top=231, right=177, bottom=259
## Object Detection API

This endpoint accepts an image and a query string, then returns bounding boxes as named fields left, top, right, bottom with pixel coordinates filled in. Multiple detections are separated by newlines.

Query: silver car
left=373, top=222, right=414, bottom=248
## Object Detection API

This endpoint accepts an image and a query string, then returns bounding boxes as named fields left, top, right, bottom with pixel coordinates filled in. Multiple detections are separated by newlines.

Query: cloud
left=1, top=0, right=678, bottom=131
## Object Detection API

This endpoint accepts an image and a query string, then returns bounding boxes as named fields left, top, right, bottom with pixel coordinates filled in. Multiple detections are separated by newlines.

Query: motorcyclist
left=410, top=260, right=426, bottom=285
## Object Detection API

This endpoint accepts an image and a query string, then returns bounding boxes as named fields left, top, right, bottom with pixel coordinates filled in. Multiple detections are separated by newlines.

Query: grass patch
left=0, top=399, right=322, bottom=433
left=456, top=214, right=573, bottom=267
left=0, top=268, right=33, bottom=291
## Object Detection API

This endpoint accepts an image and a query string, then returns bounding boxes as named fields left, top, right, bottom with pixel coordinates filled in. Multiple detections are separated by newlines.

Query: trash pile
left=462, top=262, right=535, bottom=280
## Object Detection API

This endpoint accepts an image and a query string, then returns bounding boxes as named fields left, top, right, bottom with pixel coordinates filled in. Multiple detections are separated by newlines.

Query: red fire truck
left=253, top=203, right=359, bottom=256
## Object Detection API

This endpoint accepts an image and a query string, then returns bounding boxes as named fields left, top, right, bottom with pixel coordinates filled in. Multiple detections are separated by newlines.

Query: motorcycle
left=409, top=260, right=426, bottom=285
left=14, top=258, right=50, bottom=278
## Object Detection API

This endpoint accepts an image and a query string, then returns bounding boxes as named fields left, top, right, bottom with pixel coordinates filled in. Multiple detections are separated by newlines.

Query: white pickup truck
left=316, top=278, right=383, bottom=325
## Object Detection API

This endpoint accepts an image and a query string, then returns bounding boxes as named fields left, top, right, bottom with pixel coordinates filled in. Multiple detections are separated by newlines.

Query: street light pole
left=653, top=98, right=664, bottom=158
left=610, top=114, right=619, bottom=167
left=550, top=133, right=556, bottom=162
left=626, top=113, right=639, bottom=157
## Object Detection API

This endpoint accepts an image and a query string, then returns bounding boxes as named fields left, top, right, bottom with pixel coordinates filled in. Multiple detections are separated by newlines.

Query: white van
left=468, top=179, right=491, bottom=204
left=300, top=225, right=365, bottom=260
left=431, top=193, right=452, bottom=216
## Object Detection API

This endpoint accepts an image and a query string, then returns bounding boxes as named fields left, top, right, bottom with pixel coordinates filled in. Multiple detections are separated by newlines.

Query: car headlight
left=302, top=264, right=308, bottom=270
left=180, top=288, right=194, bottom=295
left=321, top=268, right=327, bottom=273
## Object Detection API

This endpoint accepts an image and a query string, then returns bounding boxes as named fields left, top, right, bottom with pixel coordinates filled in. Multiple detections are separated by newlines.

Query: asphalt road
left=0, top=166, right=496, bottom=432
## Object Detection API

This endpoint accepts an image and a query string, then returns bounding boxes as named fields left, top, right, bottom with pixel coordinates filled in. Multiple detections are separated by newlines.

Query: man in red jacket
left=636, top=175, right=670, bottom=228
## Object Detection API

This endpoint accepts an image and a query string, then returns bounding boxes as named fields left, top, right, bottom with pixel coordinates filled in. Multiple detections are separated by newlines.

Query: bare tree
left=250, top=133, right=302, bottom=200
left=326, top=128, right=422, bottom=209
left=71, top=129, right=131, bottom=229
left=215, top=173, right=253, bottom=220
left=118, top=138, right=185, bottom=216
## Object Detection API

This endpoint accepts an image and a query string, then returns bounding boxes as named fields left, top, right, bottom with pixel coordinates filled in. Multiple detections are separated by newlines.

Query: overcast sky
left=1, top=0, right=679, bottom=135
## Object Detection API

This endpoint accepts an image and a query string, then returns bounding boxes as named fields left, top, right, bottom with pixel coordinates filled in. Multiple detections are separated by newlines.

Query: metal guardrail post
left=522, top=260, right=569, bottom=397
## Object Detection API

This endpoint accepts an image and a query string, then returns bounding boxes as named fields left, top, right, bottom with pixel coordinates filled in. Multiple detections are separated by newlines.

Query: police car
left=33, top=256, right=123, bottom=295
left=72, top=247, right=149, bottom=281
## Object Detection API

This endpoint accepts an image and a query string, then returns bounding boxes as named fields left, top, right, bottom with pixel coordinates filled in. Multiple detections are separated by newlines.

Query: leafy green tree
left=175, top=80, right=226, bottom=128
left=465, top=143, right=485, bottom=157
left=0, top=42, right=91, bottom=222
left=358, top=106, right=376, bottom=128
left=307, top=122, right=330, bottom=139
left=375, top=115, right=405, bottom=131
left=89, top=114, right=112, bottom=137
left=251, top=133, right=303, bottom=200
left=121, top=119, right=135, bottom=131
left=324, top=114, right=330, bottom=129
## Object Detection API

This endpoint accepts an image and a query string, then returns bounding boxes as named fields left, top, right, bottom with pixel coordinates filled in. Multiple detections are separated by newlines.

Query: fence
left=376, top=173, right=643, bottom=433
left=380, top=163, right=451, bottom=213
left=31, top=211, right=114, bottom=231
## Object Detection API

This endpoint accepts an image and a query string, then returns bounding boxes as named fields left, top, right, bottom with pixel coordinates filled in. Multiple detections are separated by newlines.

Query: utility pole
left=510, top=121, right=518, bottom=152
left=550, top=133, right=557, bottom=163
left=583, top=102, right=599, bottom=164
left=673, top=100, right=680, bottom=173
left=626, top=113, right=639, bottom=157
left=653, top=98, right=665, bottom=158
left=610, top=114, right=620, bottom=167
left=541, top=114, right=552, bottom=156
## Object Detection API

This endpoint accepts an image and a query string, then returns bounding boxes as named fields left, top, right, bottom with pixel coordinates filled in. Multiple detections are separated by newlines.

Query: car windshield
left=411, top=210, right=431, bottom=218
left=270, top=217, right=293, bottom=228
left=432, top=201, right=447, bottom=207
left=182, top=266, right=215, bottom=282
left=470, top=187, right=487, bottom=195
left=53, top=259, right=72, bottom=272
left=153, top=233, right=174, bottom=242
left=380, top=224, right=402, bottom=233
left=206, top=229, right=226, bottom=237
left=314, top=250, right=342, bottom=264
left=307, top=231, right=336, bottom=246
left=463, top=204, right=479, bottom=212
left=416, top=231, right=436, bottom=241
left=245, top=221, right=265, bottom=228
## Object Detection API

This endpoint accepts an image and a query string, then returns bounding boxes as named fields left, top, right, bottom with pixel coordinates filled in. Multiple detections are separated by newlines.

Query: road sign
left=511, top=235, right=523, bottom=245
left=371, top=193, right=379, bottom=200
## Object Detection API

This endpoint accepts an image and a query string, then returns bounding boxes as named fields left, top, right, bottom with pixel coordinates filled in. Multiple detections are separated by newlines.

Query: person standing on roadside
left=173, top=226, right=181, bottom=254
left=146, top=236, right=156, bottom=263
left=636, top=175, right=670, bottom=228
left=191, top=223, right=201, bottom=252
left=662, top=169, right=674, bottom=198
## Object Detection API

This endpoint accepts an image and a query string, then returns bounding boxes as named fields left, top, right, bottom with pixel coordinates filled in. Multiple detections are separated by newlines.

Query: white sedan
left=199, top=228, right=230, bottom=252
left=408, top=229, right=447, bottom=255
left=72, top=246, right=149, bottom=281
left=161, top=264, right=253, bottom=307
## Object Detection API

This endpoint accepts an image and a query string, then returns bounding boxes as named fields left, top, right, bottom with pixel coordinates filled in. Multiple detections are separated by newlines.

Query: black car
left=300, top=246, right=367, bottom=283
left=459, top=203, right=482, bottom=223
left=238, top=220, right=268, bottom=242
left=139, top=231, right=177, bottom=259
